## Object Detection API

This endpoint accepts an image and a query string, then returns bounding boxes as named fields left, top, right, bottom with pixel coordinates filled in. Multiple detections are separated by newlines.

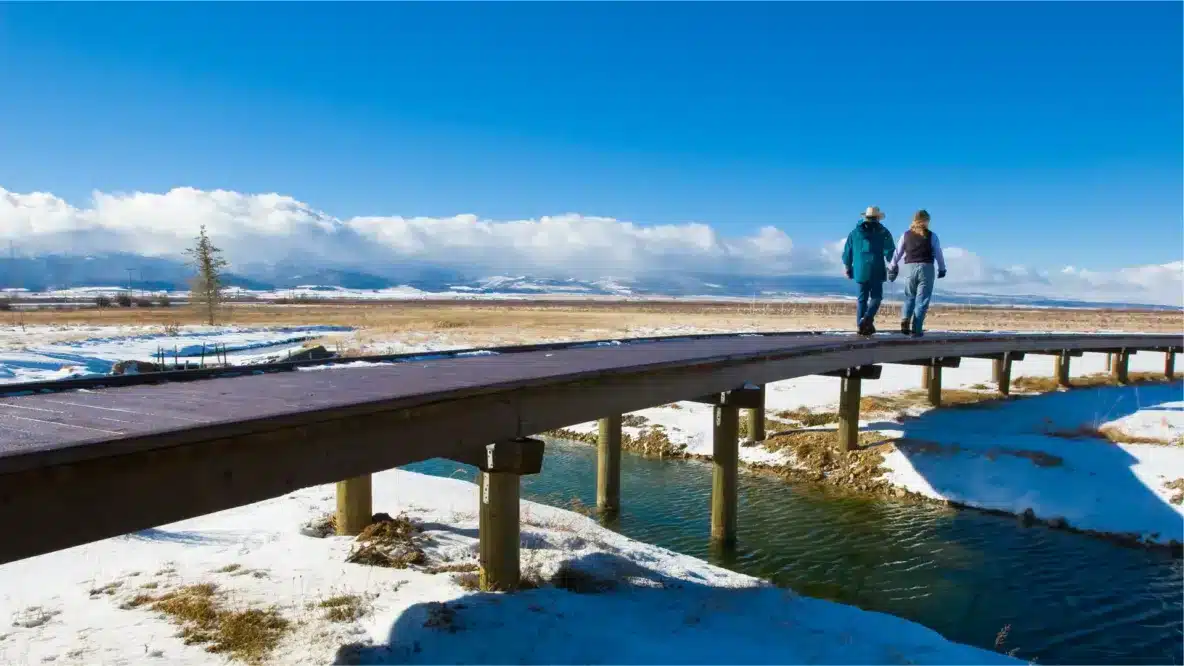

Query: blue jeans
left=856, top=281, right=883, bottom=327
left=902, top=263, right=936, bottom=334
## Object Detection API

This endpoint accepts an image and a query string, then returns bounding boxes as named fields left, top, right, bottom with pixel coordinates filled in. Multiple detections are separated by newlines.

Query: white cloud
left=1, top=186, right=1180, bottom=306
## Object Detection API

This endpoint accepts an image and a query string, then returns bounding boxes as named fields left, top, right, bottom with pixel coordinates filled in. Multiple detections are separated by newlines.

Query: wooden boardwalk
left=0, top=331, right=1179, bottom=581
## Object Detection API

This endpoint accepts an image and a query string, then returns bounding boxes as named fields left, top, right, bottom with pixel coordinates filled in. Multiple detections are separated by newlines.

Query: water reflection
left=406, top=440, right=1182, bottom=665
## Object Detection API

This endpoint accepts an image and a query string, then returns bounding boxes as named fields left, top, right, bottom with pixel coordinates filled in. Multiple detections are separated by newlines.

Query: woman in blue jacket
left=841, top=206, right=896, bottom=336
left=887, top=209, right=947, bottom=337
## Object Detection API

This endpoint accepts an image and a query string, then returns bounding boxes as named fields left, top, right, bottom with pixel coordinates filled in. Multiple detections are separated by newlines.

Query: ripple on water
left=406, top=439, right=1183, bottom=665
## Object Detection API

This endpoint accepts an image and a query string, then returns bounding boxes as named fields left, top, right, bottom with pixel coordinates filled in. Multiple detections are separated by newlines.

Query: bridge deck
left=0, top=331, right=1178, bottom=564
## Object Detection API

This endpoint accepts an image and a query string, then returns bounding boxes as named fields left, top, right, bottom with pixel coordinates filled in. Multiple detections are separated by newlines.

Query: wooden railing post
left=335, top=475, right=373, bottom=536
left=711, top=404, right=739, bottom=546
left=597, top=415, right=622, bottom=514
left=476, top=438, right=545, bottom=592
left=1166, top=351, right=1176, bottom=381
left=926, top=366, right=942, bottom=407
left=837, top=375, right=862, bottom=452
left=1056, top=351, right=1072, bottom=388
left=1112, top=349, right=1131, bottom=385
left=744, top=384, right=766, bottom=442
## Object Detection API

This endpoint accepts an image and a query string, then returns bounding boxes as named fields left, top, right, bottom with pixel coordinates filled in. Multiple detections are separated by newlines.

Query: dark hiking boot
left=900, top=319, right=911, bottom=335
left=911, top=331, right=925, bottom=338
left=857, top=321, right=871, bottom=336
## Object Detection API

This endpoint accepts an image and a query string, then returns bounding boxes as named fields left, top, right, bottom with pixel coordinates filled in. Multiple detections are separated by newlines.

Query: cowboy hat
left=862, top=206, right=885, bottom=220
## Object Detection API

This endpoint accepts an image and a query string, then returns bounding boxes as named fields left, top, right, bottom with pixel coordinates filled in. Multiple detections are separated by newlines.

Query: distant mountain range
left=0, top=252, right=1178, bottom=310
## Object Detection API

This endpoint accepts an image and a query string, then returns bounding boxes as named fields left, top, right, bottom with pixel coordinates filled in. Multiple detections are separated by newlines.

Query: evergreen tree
left=185, top=225, right=228, bottom=325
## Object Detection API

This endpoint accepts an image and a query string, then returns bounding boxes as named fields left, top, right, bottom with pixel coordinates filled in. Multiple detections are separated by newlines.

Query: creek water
left=405, top=439, right=1183, bottom=665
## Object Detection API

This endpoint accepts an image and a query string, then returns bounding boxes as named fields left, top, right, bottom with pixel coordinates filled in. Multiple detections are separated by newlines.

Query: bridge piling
left=1167, top=351, right=1176, bottom=381
left=920, top=367, right=930, bottom=390
left=711, top=404, right=739, bottom=546
left=1112, top=349, right=1131, bottom=385
left=745, top=384, right=766, bottom=442
left=993, top=355, right=1013, bottom=396
left=335, top=475, right=373, bottom=536
left=837, top=375, right=862, bottom=453
left=1056, top=351, right=1072, bottom=387
left=926, top=366, right=943, bottom=407
left=597, top=416, right=622, bottom=514
left=476, top=438, right=545, bottom=591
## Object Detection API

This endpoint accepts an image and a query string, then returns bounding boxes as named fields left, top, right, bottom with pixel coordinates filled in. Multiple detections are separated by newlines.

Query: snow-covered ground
left=0, top=325, right=354, bottom=384
left=0, top=469, right=1018, bottom=665
left=556, top=350, right=1184, bottom=545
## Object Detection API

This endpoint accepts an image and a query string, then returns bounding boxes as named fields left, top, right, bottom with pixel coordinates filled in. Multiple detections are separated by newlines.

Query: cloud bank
left=1, top=186, right=1180, bottom=305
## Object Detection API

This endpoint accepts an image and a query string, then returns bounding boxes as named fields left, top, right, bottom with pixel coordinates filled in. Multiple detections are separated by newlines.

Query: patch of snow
left=0, top=470, right=1015, bottom=665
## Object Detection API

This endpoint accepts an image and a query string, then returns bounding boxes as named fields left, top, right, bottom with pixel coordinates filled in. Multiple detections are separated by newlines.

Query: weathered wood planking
left=0, top=332, right=1179, bottom=564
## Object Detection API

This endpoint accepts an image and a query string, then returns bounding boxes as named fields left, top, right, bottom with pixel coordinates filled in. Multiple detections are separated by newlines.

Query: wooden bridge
left=0, top=331, right=1179, bottom=589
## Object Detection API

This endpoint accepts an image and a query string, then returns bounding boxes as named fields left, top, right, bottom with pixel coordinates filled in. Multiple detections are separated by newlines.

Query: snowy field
left=0, top=469, right=1018, bottom=666
left=0, top=325, right=355, bottom=384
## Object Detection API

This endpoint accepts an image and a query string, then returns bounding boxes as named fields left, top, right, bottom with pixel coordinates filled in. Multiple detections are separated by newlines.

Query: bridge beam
left=475, top=438, right=545, bottom=591
left=820, top=365, right=882, bottom=380
left=597, top=416, right=622, bottom=514
left=837, top=375, right=862, bottom=453
left=1027, top=349, right=1085, bottom=357
left=689, top=385, right=765, bottom=410
left=335, top=475, right=373, bottom=536
left=1167, top=351, right=1176, bottom=381
left=889, top=357, right=962, bottom=368
left=711, top=404, right=739, bottom=546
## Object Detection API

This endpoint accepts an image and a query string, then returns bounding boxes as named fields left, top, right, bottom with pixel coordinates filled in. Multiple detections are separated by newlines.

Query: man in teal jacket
left=841, top=206, right=896, bottom=336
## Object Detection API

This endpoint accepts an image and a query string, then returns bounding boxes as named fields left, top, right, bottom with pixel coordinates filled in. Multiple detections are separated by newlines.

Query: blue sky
left=1, top=2, right=1180, bottom=270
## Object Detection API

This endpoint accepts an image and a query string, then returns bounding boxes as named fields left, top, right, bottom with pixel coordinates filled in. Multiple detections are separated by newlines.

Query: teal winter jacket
left=842, top=220, right=896, bottom=284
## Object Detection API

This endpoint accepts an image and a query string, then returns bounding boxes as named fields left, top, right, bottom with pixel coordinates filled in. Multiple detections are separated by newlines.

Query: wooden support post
left=837, top=375, right=862, bottom=453
left=711, top=404, right=739, bottom=546
left=1112, top=349, right=1130, bottom=385
left=468, top=437, right=544, bottom=592
left=744, top=384, right=766, bottom=442
left=1056, top=351, right=1071, bottom=387
left=597, top=415, right=622, bottom=514
left=920, top=366, right=930, bottom=389
left=478, top=471, right=520, bottom=591
left=1105, top=353, right=1114, bottom=373
left=335, top=474, right=372, bottom=536
left=926, top=366, right=942, bottom=407
left=993, top=356, right=1013, bottom=396
left=1167, top=351, right=1176, bottom=381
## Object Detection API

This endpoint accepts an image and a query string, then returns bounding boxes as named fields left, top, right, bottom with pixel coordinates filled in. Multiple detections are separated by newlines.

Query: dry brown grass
left=126, top=583, right=289, bottom=664
left=12, top=300, right=1181, bottom=352
left=772, top=407, right=840, bottom=427
left=1012, top=371, right=1171, bottom=394
left=763, top=429, right=896, bottom=493
left=545, top=425, right=684, bottom=458
left=345, top=513, right=426, bottom=568
left=1046, top=424, right=1183, bottom=446
left=860, top=389, right=1003, bottom=414
left=319, top=595, right=368, bottom=623
left=1165, top=479, right=1184, bottom=505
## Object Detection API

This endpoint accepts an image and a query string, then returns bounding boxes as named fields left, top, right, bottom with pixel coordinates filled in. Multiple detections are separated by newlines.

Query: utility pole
left=125, top=268, right=135, bottom=295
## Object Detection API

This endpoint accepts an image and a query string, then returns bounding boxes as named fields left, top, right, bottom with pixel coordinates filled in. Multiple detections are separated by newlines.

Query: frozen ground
left=0, top=325, right=355, bottom=384
left=0, top=470, right=1018, bottom=666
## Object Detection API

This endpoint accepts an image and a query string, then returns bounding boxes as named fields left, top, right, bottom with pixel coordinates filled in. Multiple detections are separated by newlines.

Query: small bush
left=157, top=294, right=172, bottom=308
left=95, top=294, right=112, bottom=308
left=0, top=298, right=11, bottom=311
left=116, top=293, right=133, bottom=308
left=135, top=297, right=155, bottom=308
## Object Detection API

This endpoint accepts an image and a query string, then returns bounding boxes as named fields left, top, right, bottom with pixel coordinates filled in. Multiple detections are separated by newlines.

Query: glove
left=938, top=269, right=947, bottom=279
left=845, top=268, right=853, bottom=280
left=887, top=267, right=898, bottom=282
